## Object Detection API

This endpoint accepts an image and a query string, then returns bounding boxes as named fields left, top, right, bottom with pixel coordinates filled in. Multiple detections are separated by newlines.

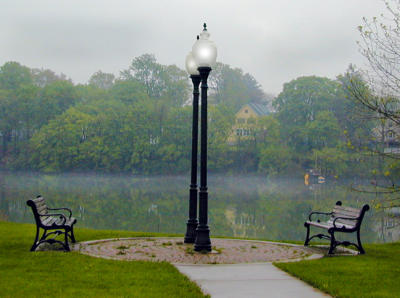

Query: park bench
left=304, top=201, right=369, bottom=254
left=26, top=195, right=77, bottom=251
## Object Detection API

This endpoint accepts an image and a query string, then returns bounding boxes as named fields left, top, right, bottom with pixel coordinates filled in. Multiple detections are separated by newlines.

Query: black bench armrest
left=308, top=211, right=332, bottom=221
left=47, top=207, right=72, bottom=219
left=332, top=216, right=359, bottom=228
left=39, top=213, right=67, bottom=225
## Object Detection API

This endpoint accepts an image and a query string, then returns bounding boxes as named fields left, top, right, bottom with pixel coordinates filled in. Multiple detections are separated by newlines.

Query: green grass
left=275, top=243, right=400, bottom=297
left=3, top=220, right=399, bottom=297
left=0, top=221, right=207, bottom=297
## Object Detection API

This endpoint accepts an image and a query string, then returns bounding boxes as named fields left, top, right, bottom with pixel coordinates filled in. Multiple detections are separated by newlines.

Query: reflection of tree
left=0, top=173, right=385, bottom=243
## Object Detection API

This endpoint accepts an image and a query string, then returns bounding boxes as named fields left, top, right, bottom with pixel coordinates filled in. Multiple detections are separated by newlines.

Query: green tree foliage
left=269, top=75, right=379, bottom=176
left=305, top=111, right=341, bottom=149
left=0, top=62, right=33, bottom=90
left=110, top=80, right=149, bottom=104
left=274, top=76, right=339, bottom=150
left=37, top=80, right=79, bottom=125
left=0, top=56, right=382, bottom=178
left=31, top=68, right=70, bottom=88
left=258, top=143, right=292, bottom=175
left=208, top=105, right=235, bottom=170
left=88, top=70, right=115, bottom=90
left=121, top=54, right=190, bottom=107
left=208, top=62, right=267, bottom=111
left=27, top=99, right=155, bottom=172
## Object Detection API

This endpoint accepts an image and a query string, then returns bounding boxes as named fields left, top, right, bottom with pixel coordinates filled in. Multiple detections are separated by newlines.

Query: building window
left=149, top=135, right=159, bottom=145
left=247, top=118, right=256, bottom=124
left=388, top=131, right=395, bottom=138
left=236, top=129, right=242, bottom=136
left=243, top=129, right=251, bottom=136
left=237, top=118, right=245, bottom=124
left=244, top=109, right=248, bottom=113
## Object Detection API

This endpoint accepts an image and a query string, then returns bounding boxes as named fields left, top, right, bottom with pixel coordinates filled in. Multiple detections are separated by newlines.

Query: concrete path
left=175, top=263, right=330, bottom=298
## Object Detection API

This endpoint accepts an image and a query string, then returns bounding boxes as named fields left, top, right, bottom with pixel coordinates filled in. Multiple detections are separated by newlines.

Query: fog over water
left=0, top=172, right=397, bottom=243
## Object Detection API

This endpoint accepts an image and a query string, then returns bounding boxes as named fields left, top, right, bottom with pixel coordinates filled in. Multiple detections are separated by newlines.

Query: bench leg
left=40, top=230, right=47, bottom=242
left=357, top=230, right=365, bottom=254
left=70, top=226, right=76, bottom=243
left=328, top=231, right=336, bottom=254
left=30, top=227, right=40, bottom=251
left=304, top=223, right=310, bottom=246
left=63, top=229, right=70, bottom=251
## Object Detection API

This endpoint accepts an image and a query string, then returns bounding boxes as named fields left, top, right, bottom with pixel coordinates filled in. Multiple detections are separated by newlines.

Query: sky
left=0, top=0, right=387, bottom=95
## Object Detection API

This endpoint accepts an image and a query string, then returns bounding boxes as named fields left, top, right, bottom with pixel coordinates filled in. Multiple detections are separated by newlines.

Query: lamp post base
left=184, top=220, right=198, bottom=244
left=194, top=225, right=211, bottom=252
left=184, top=186, right=198, bottom=243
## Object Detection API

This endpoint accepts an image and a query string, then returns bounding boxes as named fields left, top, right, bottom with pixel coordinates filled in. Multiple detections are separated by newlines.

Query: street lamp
left=184, top=51, right=201, bottom=244
left=192, top=23, right=217, bottom=252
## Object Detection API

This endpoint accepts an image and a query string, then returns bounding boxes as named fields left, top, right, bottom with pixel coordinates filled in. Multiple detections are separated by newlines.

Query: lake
left=0, top=172, right=397, bottom=243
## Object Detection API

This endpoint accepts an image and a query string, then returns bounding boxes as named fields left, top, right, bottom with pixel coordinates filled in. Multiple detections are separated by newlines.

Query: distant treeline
left=0, top=55, right=385, bottom=177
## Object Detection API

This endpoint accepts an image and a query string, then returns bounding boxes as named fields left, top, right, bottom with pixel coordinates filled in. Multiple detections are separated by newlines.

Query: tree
left=208, top=104, right=235, bottom=170
left=0, top=62, right=40, bottom=159
left=358, top=1, right=400, bottom=97
left=347, top=0, right=400, bottom=208
left=305, top=110, right=341, bottom=149
left=349, top=1, right=400, bottom=125
left=37, top=80, right=79, bottom=125
left=120, top=54, right=190, bottom=106
left=89, top=70, right=115, bottom=89
left=208, top=62, right=267, bottom=111
left=258, top=143, right=292, bottom=175
left=110, top=80, right=149, bottom=105
left=273, top=76, right=340, bottom=153
left=0, top=62, right=32, bottom=90
left=31, top=68, right=70, bottom=87
left=121, top=54, right=165, bottom=98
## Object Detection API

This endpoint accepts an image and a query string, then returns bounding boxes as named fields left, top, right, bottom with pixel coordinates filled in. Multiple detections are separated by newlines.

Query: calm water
left=0, top=172, right=397, bottom=243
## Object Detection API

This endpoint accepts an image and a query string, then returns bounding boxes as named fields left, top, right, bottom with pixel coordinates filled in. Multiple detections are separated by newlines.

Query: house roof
left=247, top=103, right=270, bottom=116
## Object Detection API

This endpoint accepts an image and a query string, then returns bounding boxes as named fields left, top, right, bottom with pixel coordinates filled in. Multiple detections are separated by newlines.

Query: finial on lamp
left=203, top=23, right=207, bottom=31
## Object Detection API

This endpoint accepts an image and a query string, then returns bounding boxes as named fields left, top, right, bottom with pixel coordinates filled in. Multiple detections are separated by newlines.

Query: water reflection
left=0, top=172, right=397, bottom=243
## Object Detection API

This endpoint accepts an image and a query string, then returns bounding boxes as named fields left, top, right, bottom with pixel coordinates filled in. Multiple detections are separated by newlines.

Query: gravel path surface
left=74, top=237, right=322, bottom=264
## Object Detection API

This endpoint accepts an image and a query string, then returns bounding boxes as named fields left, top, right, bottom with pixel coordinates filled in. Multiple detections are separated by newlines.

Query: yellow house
left=228, top=103, right=270, bottom=144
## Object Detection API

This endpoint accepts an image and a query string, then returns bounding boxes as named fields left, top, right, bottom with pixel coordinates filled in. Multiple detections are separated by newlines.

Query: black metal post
left=194, top=66, right=212, bottom=252
left=184, top=75, right=201, bottom=243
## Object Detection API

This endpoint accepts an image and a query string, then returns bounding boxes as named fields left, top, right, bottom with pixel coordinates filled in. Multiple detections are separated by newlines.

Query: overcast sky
left=0, top=0, right=386, bottom=95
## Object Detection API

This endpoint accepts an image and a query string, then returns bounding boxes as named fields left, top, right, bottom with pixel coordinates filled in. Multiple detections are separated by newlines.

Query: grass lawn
left=0, top=221, right=207, bottom=297
left=275, top=242, right=400, bottom=297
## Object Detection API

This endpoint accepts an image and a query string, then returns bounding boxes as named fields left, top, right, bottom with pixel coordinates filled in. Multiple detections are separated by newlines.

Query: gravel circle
left=74, top=237, right=322, bottom=264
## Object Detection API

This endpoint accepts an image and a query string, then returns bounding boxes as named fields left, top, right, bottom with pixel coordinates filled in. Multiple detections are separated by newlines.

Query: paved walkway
left=175, top=263, right=330, bottom=298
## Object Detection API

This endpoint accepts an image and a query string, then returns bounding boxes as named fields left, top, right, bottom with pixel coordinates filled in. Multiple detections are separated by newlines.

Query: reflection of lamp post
left=184, top=52, right=201, bottom=243
left=192, top=23, right=217, bottom=252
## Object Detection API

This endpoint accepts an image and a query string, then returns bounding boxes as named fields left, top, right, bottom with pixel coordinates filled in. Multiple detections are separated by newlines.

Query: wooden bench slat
left=333, top=205, right=361, bottom=214
left=333, top=207, right=360, bottom=217
left=306, top=220, right=332, bottom=229
left=33, top=197, right=45, bottom=205
left=327, top=219, right=356, bottom=229
left=339, top=205, right=361, bottom=212
left=42, top=216, right=56, bottom=226
left=36, top=205, right=48, bottom=215
left=333, top=205, right=361, bottom=213
left=34, top=200, right=47, bottom=209
left=333, top=213, right=358, bottom=220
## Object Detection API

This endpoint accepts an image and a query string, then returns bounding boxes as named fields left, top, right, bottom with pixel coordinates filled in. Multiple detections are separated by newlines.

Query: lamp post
left=192, top=23, right=217, bottom=252
left=184, top=51, right=201, bottom=243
